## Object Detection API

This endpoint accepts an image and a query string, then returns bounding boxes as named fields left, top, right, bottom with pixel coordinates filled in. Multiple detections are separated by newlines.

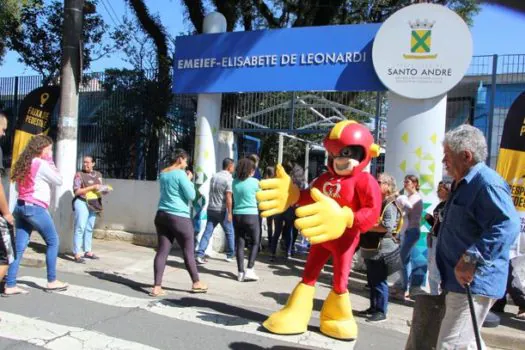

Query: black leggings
left=233, top=214, right=260, bottom=272
left=154, top=211, right=199, bottom=285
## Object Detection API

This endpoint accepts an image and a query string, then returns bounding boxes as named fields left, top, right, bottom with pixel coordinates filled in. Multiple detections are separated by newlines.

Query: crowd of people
left=0, top=109, right=523, bottom=349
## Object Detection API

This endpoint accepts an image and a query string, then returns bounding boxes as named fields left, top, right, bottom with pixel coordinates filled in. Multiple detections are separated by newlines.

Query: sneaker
left=237, top=272, right=245, bottom=282
left=196, top=256, right=207, bottom=264
left=367, top=312, right=387, bottom=323
left=225, top=257, right=234, bottom=263
left=243, top=268, right=259, bottom=282
left=355, top=308, right=376, bottom=318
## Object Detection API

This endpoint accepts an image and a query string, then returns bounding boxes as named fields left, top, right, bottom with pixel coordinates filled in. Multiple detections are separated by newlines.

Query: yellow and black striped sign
left=11, top=86, right=60, bottom=172
left=496, top=91, right=525, bottom=252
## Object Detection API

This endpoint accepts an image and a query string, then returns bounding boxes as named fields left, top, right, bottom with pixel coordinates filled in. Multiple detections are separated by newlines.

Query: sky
left=1, top=1, right=524, bottom=77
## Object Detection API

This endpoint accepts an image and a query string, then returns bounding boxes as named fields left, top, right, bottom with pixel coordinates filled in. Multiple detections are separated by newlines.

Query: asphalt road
left=0, top=267, right=407, bottom=350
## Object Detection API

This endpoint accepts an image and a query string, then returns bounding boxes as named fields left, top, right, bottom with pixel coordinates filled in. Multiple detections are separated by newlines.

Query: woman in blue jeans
left=357, top=173, right=401, bottom=323
left=392, top=174, right=423, bottom=301
left=3, top=135, right=68, bottom=296
left=72, top=155, right=105, bottom=263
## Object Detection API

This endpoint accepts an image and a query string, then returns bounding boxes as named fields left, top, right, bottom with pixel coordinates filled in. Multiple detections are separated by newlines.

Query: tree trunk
left=127, top=0, right=172, bottom=180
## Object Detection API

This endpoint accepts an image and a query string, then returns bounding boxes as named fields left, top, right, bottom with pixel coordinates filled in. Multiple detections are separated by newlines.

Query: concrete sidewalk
left=20, top=236, right=525, bottom=350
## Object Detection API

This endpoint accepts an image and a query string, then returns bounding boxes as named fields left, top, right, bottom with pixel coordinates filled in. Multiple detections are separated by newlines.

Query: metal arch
left=235, top=115, right=324, bottom=148
left=233, top=92, right=375, bottom=133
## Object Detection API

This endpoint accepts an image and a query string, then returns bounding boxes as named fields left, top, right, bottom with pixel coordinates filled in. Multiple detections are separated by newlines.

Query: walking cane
left=465, top=283, right=483, bottom=350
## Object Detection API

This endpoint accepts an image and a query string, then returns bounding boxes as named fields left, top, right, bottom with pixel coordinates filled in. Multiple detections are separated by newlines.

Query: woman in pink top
left=2, top=135, right=68, bottom=296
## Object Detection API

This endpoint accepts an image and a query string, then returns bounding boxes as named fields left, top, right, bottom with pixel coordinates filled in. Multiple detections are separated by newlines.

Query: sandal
left=1, top=287, right=30, bottom=297
left=45, top=281, right=69, bottom=293
left=514, top=310, right=525, bottom=321
left=84, top=253, right=100, bottom=260
left=74, top=256, right=86, bottom=264
left=191, top=283, right=208, bottom=294
left=149, top=289, right=167, bottom=297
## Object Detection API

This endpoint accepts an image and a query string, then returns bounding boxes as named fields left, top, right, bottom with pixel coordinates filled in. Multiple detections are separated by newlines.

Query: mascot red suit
left=256, top=120, right=382, bottom=340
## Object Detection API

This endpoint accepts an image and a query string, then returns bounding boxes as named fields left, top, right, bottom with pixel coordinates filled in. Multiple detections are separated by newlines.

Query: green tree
left=181, top=0, right=480, bottom=32
left=117, top=0, right=173, bottom=180
left=0, top=0, right=37, bottom=65
left=6, top=0, right=110, bottom=83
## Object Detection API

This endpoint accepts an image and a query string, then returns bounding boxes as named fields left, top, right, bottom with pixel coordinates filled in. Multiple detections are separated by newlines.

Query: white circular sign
left=372, top=4, right=473, bottom=99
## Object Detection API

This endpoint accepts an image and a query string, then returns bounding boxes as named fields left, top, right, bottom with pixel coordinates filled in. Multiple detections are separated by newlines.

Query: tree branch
left=252, top=0, right=280, bottom=28
left=181, top=0, right=205, bottom=33
left=240, top=0, right=253, bottom=31
left=212, top=0, right=239, bottom=31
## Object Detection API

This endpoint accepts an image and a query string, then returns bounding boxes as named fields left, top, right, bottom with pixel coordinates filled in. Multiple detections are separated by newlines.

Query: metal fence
left=1, top=54, right=523, bottom=180
left=447, top=54, right=525, bottom=168
left=0, top=70, right=197, bottom=180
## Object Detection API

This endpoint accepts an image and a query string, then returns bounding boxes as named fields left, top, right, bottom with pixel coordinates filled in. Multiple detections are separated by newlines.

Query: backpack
left=380, top=199, right=404, bottom=235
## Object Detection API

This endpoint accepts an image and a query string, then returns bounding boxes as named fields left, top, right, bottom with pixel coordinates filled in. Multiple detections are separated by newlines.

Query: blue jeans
left=366, top=258, right=389, bottom=314
left=398, top=227, right=423, bottom=292
left=196, top=210, right=234, bottom=258
left=73, top=199, right=97, bottom=255
left=6, top=203, right=59, bottom=287
left=428, top=236, right=441, bottom=295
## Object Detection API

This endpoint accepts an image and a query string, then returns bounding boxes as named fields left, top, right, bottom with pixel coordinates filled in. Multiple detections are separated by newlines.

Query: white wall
left=95, top=179, right=159, bottom=234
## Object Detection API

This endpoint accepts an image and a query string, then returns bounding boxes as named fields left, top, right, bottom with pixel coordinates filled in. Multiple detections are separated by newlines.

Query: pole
left=487, top=54, right=498, bottom=167
left=278, top=134, right=284, bottom=164
left=193, top=12, right=227, bottom=250
left=304, top=144, right=310, bottom=184
left=53, top=0, right=84, bottom=253
left=372, top=91, right=382, bottom=176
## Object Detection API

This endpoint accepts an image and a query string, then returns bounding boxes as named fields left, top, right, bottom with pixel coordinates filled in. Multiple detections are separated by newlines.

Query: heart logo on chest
left=322, top=182, right=341, bottom=199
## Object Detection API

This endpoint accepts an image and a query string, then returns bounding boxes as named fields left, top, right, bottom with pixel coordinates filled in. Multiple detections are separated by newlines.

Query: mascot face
left=324, top=121, right=379, bottom=176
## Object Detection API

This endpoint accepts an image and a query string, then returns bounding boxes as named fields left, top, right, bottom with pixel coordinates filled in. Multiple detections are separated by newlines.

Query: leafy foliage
left=181, top=0, right=481, bottom=33
left=0, top=0, right=37, bottom=65
left=6, top=0, right=110, bottom=83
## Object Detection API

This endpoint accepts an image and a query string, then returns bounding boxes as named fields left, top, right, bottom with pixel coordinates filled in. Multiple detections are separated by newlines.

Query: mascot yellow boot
left=263, top=283, right=315, bottom=334
left=320, top=290, right=358, bottom=340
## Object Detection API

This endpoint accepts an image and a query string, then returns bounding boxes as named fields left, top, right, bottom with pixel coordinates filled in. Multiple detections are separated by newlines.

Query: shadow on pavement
left=86, top=270, right=189, bottom=295
left=498, top=311, right=525, bottom=331
left=160, top=297, right=323, bottom=341
left=166, top=259, right=238, bottom=280
left=161, top=296, right=268, bottom=324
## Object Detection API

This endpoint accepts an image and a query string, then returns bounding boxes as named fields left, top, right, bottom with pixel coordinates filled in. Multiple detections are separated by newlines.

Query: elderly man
left=436, top=125, right=520, bottom=349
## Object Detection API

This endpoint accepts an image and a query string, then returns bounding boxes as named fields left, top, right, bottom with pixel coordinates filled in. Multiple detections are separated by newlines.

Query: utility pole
left=54, top=0, right=84, bottom=253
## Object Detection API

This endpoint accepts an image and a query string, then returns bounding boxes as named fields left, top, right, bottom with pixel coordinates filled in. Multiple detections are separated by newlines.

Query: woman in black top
left=425, top=181, right=451, bottom=295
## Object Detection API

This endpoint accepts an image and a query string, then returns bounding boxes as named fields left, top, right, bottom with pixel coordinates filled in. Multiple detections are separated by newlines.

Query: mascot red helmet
left=323, top=120, right=380, bottom=175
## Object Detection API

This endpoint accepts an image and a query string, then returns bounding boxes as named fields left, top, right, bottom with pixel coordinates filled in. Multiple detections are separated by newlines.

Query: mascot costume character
left=256, top=120, right=382, bottom=340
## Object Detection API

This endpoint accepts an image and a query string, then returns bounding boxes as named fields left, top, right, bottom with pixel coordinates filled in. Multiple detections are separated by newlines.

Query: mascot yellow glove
left=256, top=164, right=300, bottom=218
left=294, top=188, right=354, bottom=245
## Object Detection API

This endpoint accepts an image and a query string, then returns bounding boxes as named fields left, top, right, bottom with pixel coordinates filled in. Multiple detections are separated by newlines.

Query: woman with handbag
left=356, top=173, right=402, bottom=323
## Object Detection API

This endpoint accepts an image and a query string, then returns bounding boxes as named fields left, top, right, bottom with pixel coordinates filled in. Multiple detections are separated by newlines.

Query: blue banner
left=173, top=24, right=386, bottom=94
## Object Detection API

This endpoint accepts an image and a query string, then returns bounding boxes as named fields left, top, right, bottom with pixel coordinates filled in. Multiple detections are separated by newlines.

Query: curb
left=20, top=255, right=46, bottom=268
left=482, top=326, right=525, bottom=350
left=93, top=229, right=158, bottom=248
